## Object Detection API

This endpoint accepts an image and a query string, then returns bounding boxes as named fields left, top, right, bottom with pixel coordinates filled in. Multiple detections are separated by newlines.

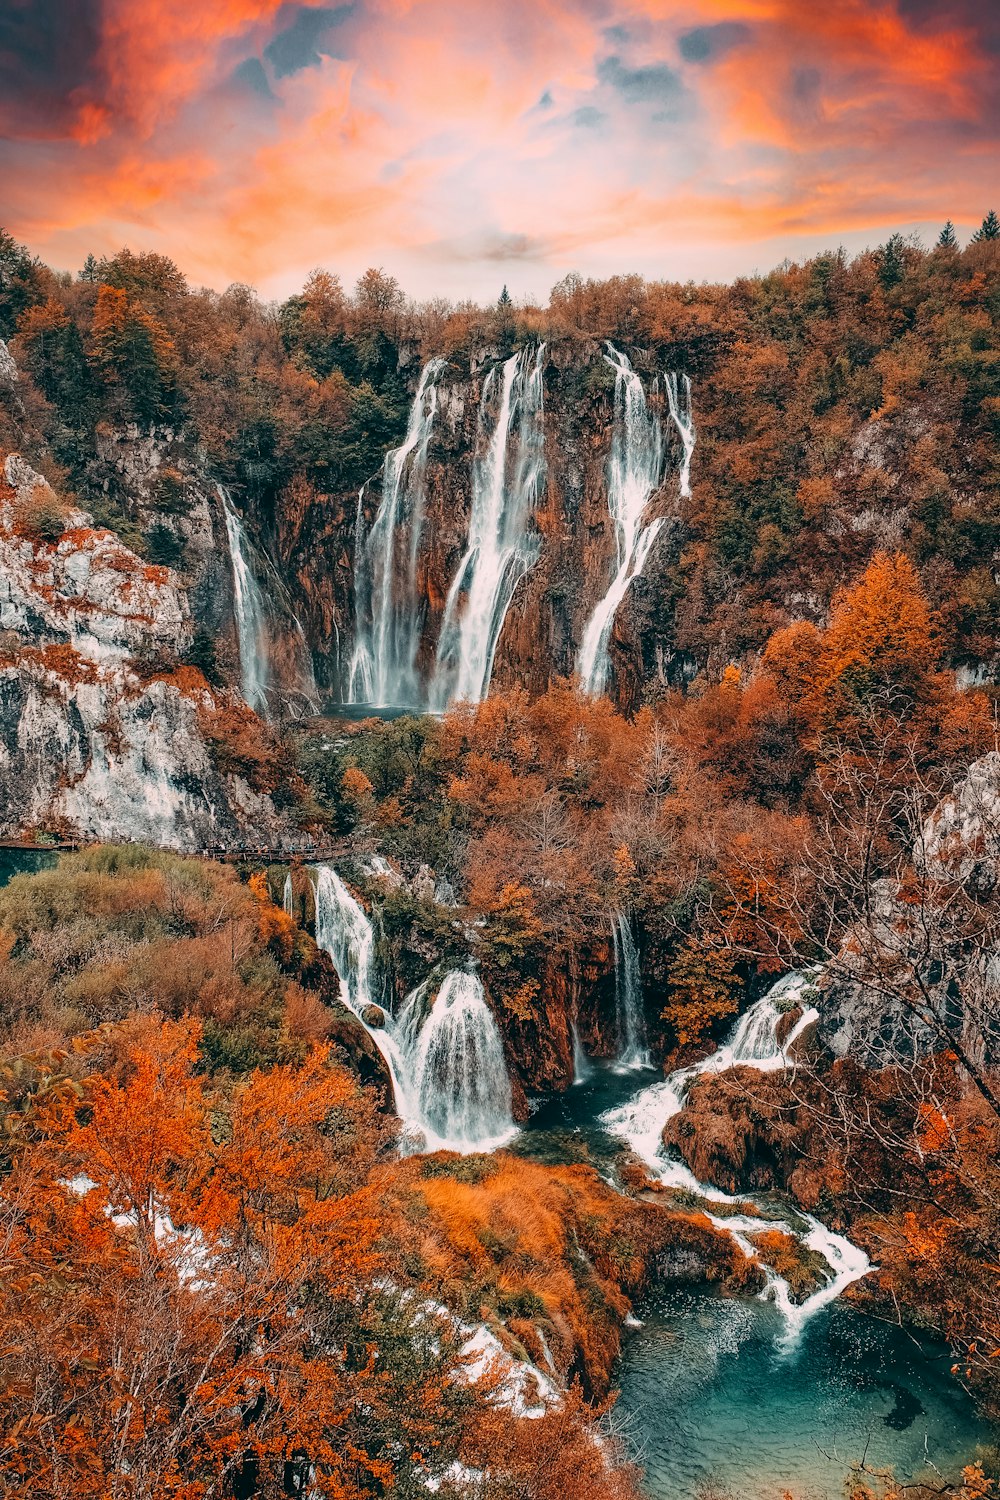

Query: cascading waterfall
left=430, top=344, right=546, bottom=709
left=349, top=358, right=447, bottom=706
left=282, top=873, right=293, bottom=916
left=220, top=484, right=270, bottom=713
left=612, top=911, right=650, bottom=1069
left=578, top=346, right=666, bottom=696
left=312, top=865, right=515, bottom=1153
left=412, top=971, right=516, bottom=1151
left=602, top=970, right=871, bottom=1349
left=665, top=371, right=696, bottom=499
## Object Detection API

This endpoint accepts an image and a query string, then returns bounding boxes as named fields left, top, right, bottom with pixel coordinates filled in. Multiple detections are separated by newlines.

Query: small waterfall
left=430, top=344, right=546, bottom=709
left=602, top=969, right=871, bottom=1348
left=282, top=873, right=293, bottom=916
left=612, top=911, right=650, bottom=1069
left=312, top=865, right=515, bottom=1153
left=572, top=1021, right=593, bottom=1085
left=578, top=346, right=666, bottom=696
left=412, top=971, right=516, bottom=1151
left=665, top=371, right=696, bottom=499
left=220, top=485, right=270, bottom=713
left=349, top=358, right=447, bottom=706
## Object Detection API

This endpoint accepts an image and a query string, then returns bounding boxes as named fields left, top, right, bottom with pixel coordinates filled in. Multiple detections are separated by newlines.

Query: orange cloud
left=2, top=0, right=998, bottom=297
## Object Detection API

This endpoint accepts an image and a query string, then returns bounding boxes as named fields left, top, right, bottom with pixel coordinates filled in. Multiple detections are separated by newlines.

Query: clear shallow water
left=515, top=1061, right=994, bottom=1498
left=617, top=1288, right=993, bottom=1500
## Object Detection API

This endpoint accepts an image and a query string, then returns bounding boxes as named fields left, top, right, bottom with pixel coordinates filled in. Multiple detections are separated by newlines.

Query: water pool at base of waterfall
left=616, top=1288, right=993, bottom=1500
left=514, top=1063, right=992, bottom=1498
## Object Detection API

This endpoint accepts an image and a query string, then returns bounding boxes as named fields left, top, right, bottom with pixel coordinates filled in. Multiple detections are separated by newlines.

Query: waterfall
left=572, top=1021, right=593, bottom=1085
left=578, top=346, right=666, bottom=696
left=665, top=371, right=696, bottom=499
left=430, top=344, right=546, bottom=709
left=220, top=485, right=270, bottom=713
left=282, top=873, right=293, bottom=916
left=412, top=971, right=516, bottom=1151
left=312, top=865, right=516, bottom=1153
left=602, top=969, right=871, bottom=1349
left=349, top=358, right=447, bottom=707
left=612, top=911, right=650, bottom=1069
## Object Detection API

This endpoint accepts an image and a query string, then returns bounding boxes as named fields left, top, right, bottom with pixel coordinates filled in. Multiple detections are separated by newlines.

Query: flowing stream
left=514, top=978, right=989, bottom=1497
left=312, top=864, right=516, bottom=1152
left=430, top=344, right=546, bottom=708
left=349, top=358, right=447, bottom=707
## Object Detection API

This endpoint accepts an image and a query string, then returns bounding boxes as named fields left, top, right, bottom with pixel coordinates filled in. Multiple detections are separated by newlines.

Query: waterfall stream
left=612, top=911, right=650, bottom=1069
left=578, top=346, right=666, bottom=696
left=311, top=864, right=516, bottom=1152
left=349, top=358, right=447, bottom=707
left=431, top=344, right=546, bottom=709
left=601, top=970, right=871, bottom=1349
left=665, top=371, right=696, bottom=499
left=220, top=485, right=270, bottom=713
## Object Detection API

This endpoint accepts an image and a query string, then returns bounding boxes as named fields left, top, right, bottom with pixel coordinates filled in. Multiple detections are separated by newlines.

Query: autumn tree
left=89, top=284, right=180, bottom=424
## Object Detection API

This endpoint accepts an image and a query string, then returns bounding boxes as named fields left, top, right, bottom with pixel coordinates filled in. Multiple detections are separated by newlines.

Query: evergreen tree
left=937, top=220, right=958, bottom=249
left=972, top=209, right=1000, bottom=242
left=0, top=227, right=43, bottom=339
left=875, top=232, right=906, bottom=289
left=498, top=284, right=512, bottom=308
left=79, top=253, right=102, bottom=283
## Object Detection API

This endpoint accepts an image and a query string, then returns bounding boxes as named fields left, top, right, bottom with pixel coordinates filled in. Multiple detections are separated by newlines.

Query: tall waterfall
left=577, top=346, right=666, bottom=696
left=602, top=970, right=871, bottom=1349
left=312, top=865, right=515, bottom=1153
left=349, top=358, right=447, bottom=706
left=430, top=344, right=546, bottom=709
left=220, top=485, right=270, bottom=713
left=612, top=911, right=650, bottom=1069
left=665, top=371, right=696, bottom=499
left=413, top=971, right=516, bottom=1151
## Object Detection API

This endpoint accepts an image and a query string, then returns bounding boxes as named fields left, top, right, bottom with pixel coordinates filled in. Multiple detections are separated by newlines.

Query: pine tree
left=498, top=284, right=512, bottom=308
left=875, top=232, right=906, bottom=289
left=937, top=220, right=958, bottom=249
left=972, top=209, right=1000, bottom=242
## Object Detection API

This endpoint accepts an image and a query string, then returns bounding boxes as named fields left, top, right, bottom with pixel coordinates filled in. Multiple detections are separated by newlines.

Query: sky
left=1, top=0, right=998, bottom=303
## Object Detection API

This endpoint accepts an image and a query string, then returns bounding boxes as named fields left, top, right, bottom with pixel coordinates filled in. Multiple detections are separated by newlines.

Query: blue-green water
left=617, top=1289, right=992, bottom=1500
left=516, top=1062, right=995, bottom=1499
left=0, top=847, right=59, bottom=887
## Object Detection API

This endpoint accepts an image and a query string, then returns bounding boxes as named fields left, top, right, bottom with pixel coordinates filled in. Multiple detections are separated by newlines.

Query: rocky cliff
left=0, top=450, right=306, bottom=850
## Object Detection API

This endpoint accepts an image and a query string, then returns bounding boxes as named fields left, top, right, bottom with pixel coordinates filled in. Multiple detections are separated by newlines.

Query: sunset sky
left=2, top=0, right=998, bottom=301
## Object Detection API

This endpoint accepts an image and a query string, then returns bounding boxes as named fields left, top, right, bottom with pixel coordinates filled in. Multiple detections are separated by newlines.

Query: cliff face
left=272, top=340, right=690, bottom=707
left=0, top=452, right=303, bottom=851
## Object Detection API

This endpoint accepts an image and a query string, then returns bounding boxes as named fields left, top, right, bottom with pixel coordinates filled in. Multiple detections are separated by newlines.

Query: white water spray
left=412, top=971, right=516, bottom=1152
left=612, top=911, right=650, bottom=1069
left=602, top=970, right=871, bottom=1347
left=431, top=345, right=546, bottom=708
left=312, top=866, right=515, bottom=1153
left=578, top=346, right=666, bottom=696
left=665, top=371, right=696, bottom=499
left=220, top=485, right=270, bottom=713
left=349, top=359, right=447, bottom=706
left=282, top=872, right=293, bottom=917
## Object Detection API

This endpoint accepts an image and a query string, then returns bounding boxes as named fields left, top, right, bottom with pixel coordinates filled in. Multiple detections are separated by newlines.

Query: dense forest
left=1, top=221, right=1000, bottom=1498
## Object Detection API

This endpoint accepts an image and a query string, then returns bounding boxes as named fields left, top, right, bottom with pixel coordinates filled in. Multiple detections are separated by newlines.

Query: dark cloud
left=571, top=105, right=605, bottom=128
left=678, top=21, right=752, bottom=64
left=597, top=54, right=683, bottom=106
left=0, top=0, right=105, bottom=138
left=263, top=4, right=353, bottom=79
left=232, top=57, right=276, bottom=100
